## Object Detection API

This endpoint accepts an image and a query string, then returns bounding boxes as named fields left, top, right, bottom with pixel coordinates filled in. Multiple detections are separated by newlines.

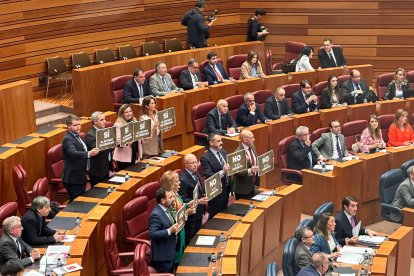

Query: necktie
left=193, top=173, right=202, bottom=191
left=329, top=52, right=337, bottom=66
left=248, top=147, right=256, bottom=166
left=75, top=134, right=89, bottom=170
left=218, top=114, right=222, bottom=129
left=355, top=83, right=361, bottom=91
left=302, top=142, right=312, bottom=169
left=193, top=73, right=198, bottom=82
left=138, top=84, right=143, bottom=98
left=217, top=152, right=225, bottom=166
left=165, top=210, right=175, bottom=225
left=16, top=239, right=22, bottom=257
left=162, top=77, right=170, bottom=92
left=350, top=216, right=356, bottom=228
left=336, top=135, right=343, bottom=159
left=276, top=101, right=282, bottom=116
left=212, top=66, right=224, bottom=82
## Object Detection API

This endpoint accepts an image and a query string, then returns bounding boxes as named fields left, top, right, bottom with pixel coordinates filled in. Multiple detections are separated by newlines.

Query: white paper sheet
left=225, top=132, right=239, bottom=137
left=24, top=271, right=44, bottom=276
left=251, top=194, right=269, bottom=201
left=108, top=176, right=126, bottom=183
left=45, top=245, right=71, bottom=254
left=313, top=164, right=334, bottom=171
left=62, top=235, right=76, bottom=243
left=358, top=235, right=386, bottom=244
left=53, top=263, right=83, bottom=274
left=352, top=221, right=361, bottom=237
left=342, top=156, right=360, bottom=161
left=195, top=235, right=216, bottom=246
left=336, top=253, right=363, bottom=265
left=341, top=245, right=373, bottom=255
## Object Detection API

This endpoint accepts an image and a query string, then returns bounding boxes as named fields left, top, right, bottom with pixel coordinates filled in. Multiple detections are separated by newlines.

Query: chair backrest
left=46, top=56, right=68, bottom=75
left=253, top=89, right=272, bottom=113
left=168, top=65, right=187, bottom=86
left=313, top=81, right=327, bottom=96
left=142, top=41, right=162, bottom=56
left=12, top=164, right=31, bottom=215
left=134, top=243, right=155, bottom=276
left=111, top=75, right=132, bottom=110
left=95, top=48, right=116, bottom=64
left=71, top=52, right=93, bottom=69
left=123, top=196, right=150, bottom=241
left=118, top=45, right=137, bottom=60
left=282, top=238, right=299, bottom=276
left=265, top=49, right=273, bottom=75
left=407, top=70, right=414, bottom=91
left=135, top=181, right=161, bottom=211
left=47, top=143, right=64, bottom=180
left=0, top=202, right=18, bottom=233
left=192, top=102, right=216, bottom=133
left=164, top=38, right=183, bottom=53
left=284, top=41, right=306, bottom=63
left=227, top=54, right=247, bottom=80
left=378, top=114, right=394, bottom=143
left=225, top=94, right=244, bottom=119
left=281, top=83, right=300, bottom=99
left=342, top=120, right=368, bottom=151
left=295, top=218, right=315, bottom=232
left=32, top=177, right=51, bottom=198
left=144, top=69, right=156, bottom=80
left=401, top=159, right=414, bottom=178
left=310, top=127, right=329, bottom=142
left=337, top=75, right=350, bottom=86
left=266, top=261, right=278, bottom=276
left=104, top=223, right=122, bottom=273
left=379, top=169, right=405, bottom=205
left=376, top=73, right=394, bottom=100
left=313, top=202, right=334, bottom=223
left=278, top=135, right=296, bottom=169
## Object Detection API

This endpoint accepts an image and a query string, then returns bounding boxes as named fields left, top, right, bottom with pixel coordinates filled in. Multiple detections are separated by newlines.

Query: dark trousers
left=88, top=173, right=108, bottom=187
left=151, top=260, right=175, bottom=273
left=184, top=218, right=202, bottom=246
left=63, top=182, right=86, bottom=202
left=235, top=190, right=255, bottom=200
left=208, top=184, right=229, bottom=219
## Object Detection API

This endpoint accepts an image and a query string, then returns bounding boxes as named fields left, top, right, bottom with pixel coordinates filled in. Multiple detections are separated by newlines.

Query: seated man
left=0, top=259, right=24, bottom=275
left=297, top=252, right=330, bottom=276
left=203, top=51, right=232, bottom=85
left=0, top=216, right=40, bottom=267
left=264, top=87, right=291, bottom=120
left=335, top=196, right=378, bottom=246
left=392, top=165, right=414, bottom=210
left=295, top=226, right=314, bottom=274
left=123, top=67, right=151, bottom=104
left=236, top=92, right=269, bottom=126
left=150, top=61, right=183, bottom=96
left=291, top=80, right=318, bottom=114
left=312, top=120, right=348, bottom=162
left=287, top=126, right=314, bottom=182
left=341, top=69, right=377, bottom=105
left=204, top=99, right=237, bottom=135
left=21, top=196, right=65, bottom=246
left=318, top=37, right=346, bottom=68
left=179, top=59, right=208, bottom=90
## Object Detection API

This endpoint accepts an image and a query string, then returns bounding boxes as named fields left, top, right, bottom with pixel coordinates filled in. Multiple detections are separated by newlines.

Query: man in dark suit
left=312, top=120, right=348, bottom=162
left=297, top=253, right=329, bottom=276
left=295, top=226, right=314, bottom=274
left=62, top=115, right=99, bottom=201
left=0, top=216, right=40, bottom=267
left=203, top=51, right=232, bottom=85
left=204, top=99, right=237, bottom=135
left=287, top=126, right=314, bottom=182
left=123, top=67, right=151, bottom=104
left=233, top=130, right=259, bottom=200
left=236, top=92, right=269, bottom=126
left=264, top=87, right=292, bottom=120
left=341, top=69, right=377, bottom=105
left=291, top=80, right=318, bottom=114
left=200, top=133, right=230, bottom=218
left=335, top=196, right=378, bottom=246
left=247, top=8, right=269, bottom=41
left=85, top=111, right=113, bottom=186
left=149, top=188, right=180, bottom=273
left=318, top=37, right=346, bottom=68
left=178, top=154, right=209, bottom=246
left=179, top=59, right=208, bottom=90
left=21, top=196, right=65, bottom=246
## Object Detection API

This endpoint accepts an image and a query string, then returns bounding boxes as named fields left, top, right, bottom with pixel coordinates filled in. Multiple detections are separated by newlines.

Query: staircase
left=35, top=100, right=73, bottom=130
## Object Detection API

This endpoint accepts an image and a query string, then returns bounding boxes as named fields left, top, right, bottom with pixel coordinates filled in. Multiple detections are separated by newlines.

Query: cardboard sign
left=193, top=185, right=199, bottom=210
left=175, top=204, right=186, bottom=232
left=258, top=150, right=274, bottom=176
left=157, top=107, right=176, bottom=131
left=227, top=149, right=247, bottom=176
left=119, top=122, right=134, bottom=147
left=133, top=119, right=152, bottom=140
left=95, top=126, right=117, bottom=150
left=204, top=172, right=222, bottom=200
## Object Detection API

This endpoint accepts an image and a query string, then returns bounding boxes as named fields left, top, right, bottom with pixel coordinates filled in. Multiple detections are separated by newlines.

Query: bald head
left=184, top=154, right=198, bottom=173
left=217, top=99, right=229, bottom=114
left=240, top=130, right=255, bottom=147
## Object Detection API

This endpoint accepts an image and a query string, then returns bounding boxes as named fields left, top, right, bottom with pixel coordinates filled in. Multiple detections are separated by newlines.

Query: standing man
left=341, top=69, right=377, bottom=104
left=200, top=133, right=230, bottom=218
left=292, top=80, right=318, bottom=114
left=295, top=226, right=314, bottom=273
left=247, top=8, right=269, bottom=41
left=312, top=120, right=348, bottom=162
left=287, top=126, right=314, bottom=182
left=123, top=67, right=151, bottom=104
left=150, top=61, right=183, bottom=96
left=204, top=99, right=237, bottom=135
left=318, top=37, right=346, bottom=68
left=203, top=52, right=232, bottom=85
left=0, top=216, right=40, bottom=267
left=179, top=59, right=208, bottom=90
left=149, top=188, right=180, bottom=273
left=178, top=154, right=209, bottom=245
left=62, top=115, right=99, bottom=201
left=264, top=87, right=292, bottom=120
left=85, top=111, right=113, bottom=186
left=233, top=130, right=259, bottom=199
left=236, top=92, right=269, bottom=126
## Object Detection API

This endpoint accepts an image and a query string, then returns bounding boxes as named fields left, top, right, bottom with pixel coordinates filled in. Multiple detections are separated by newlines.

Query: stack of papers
left=45, top=245, right=71, bottom=254
left=336, top=245, right=372, bottom=265
left=53, top=263, right=83, bottom=274
left=358, top=235, right=386, bottom=245
left=108, top=176, right=126, bottom=183
left=195, top=236, right=216, bottom=246
left=313, top=164, right=334, bottom=171
left=251, top=194, right=270, bottom=201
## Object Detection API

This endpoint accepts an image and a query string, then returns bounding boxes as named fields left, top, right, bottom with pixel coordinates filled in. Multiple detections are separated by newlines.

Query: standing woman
left=384, top=68, right=411, bottom=100
left=320, top=74, right=346, bottom=109
left=359, top=115, right=386, bottom=153
left=310, top=213, right=342, bottom=259
left=295, top=46, right=315, bottom=72
left=388, top=109, right=414, bottom=146
left=240, top=50, right=266, bottom=79
left=140, top=96, right=163, bottom=158
left=113, top=104, right=141, bottom=170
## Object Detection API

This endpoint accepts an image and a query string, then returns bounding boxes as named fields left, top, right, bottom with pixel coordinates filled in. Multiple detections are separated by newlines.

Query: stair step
left=34, top=100, right=62, bottom=118
left=36, top=112, right=71, bottom=131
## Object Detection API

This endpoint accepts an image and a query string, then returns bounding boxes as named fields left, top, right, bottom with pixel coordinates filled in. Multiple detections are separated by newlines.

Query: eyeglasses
left=186, top=161, right=198, bottom=165
left=303, top=235, right=314, bottom=239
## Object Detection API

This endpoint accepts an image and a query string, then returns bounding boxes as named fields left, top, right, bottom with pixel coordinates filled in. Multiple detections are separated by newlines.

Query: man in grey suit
left=295, top=226, right=314, bottom=274
left=393, top=165, right=414, bottom=209
left=149, top=61, right=183, bottom=96
left=312, top=120, right=348, bottom=162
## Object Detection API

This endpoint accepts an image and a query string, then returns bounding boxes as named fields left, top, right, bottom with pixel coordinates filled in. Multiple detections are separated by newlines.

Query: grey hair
left=3, top=216, right=20, bottom=234
left=155, top=61, right=166, bottom=70
left=295, top=226, right=311, bottom=242
left=296, top=126, right=309, bottom=136
left=244, top=92, right=253, bottom=101
left=32, top=196, right=50, bottom=211
left=312, top=252, right=328, bottom=269
left=408, top=166, right=414, bottom=175
left=91, top=111, right=103, bottom=122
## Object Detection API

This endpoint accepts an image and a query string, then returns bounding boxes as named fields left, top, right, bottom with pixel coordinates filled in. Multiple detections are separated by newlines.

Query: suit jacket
left=392, top=178, right=414, bottom=209
left=291, top=90, right=318, bottom=114
left=320, top=88, right=345, bottom=109
left=186, top=8, right=209, bottom=48
left=295, top=243, right=312, bottom=273
left=203, top=63, right=229, bottom=85
left=123, top=77, right=150, bottom=103
left=85, top=127, right=112, bottom=181
left=384, top=81, right=411, bottom=100
left=239, top=61, right=265, bottom=79
left=233, top=144, right=259, bottom=195
left=310, top=233, right=339, bottom=255
left=149, top=73, right=181, bottom=96
left=318, top=47, right=347, bottom=68
left=179, top=69, right=202, bottom=90
left=149, top=204, right=177, bottom=262
left=204, top=108, right=237, bottom=135
left=312, top=132, right=347, bottom=160
left=335, top=210, right=366, bottom=246
left=264, top=96, right=291, bottom=120
left=0, top=234, right=33, bottom=267
left=21, top=209, right=56, bottom=246
left=62, top=132, right=88, bottom=185
left=341, top=78, right=377, bottom=105
left=236, top=102, right=267, bottom=126
left=287, top=138, right=314, bottom=171
left=178, top=169, right=205, bottom=222
left=296, top=265, right=320, bottom=276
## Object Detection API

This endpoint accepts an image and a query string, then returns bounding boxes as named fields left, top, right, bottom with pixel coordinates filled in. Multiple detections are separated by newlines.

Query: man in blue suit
left=297, top=252, right=330, bottom=276
left=291, top=80, right=318, bottom=114
left=236, top=92, right=269, bottom=126
left=203, top=51, right=232, bottom=85
left=204, top=99, right=237, bottom=135
left=123, top=67, right=151, bottom=104
left=149, top=188, right=180, bottom=273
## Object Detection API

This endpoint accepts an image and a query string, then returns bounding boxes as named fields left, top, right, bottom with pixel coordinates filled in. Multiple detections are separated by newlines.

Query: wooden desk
left=262, top=74, right=289, bottom=92
left=96, top=177, right=142, bottom=202
left=183, top=87, right=211, bottom=132
left=292, top=112, right=320, bottom=133
left=318, top=107, right=348, bottom=127
left=210, top=82, right=237, bottom=103
left=236, top=78, right=263, bottom=95
left=316, top=67, right=346, bottom=83
left=287, top=71, right=317, bottom=85
left=118, top=165, right=162, bottom=184
left=406, top=98, right=414, bottom=115
left=375, top=240, right=397, bottom=276
left=0, top=147, right=23, bottom=205
left=388, top=226, right=413, bottom=275
left=302, top=169, right=336, bottom=214
left=371, top=256, right=388, bottom=276
left=377, top=99, right=406, bottom=116
left=256, top=196, right=282, bottom=256
left=347, top=102, right=376, bottom=121
left=266, top=117, right=295, bottom=165
left=157, top=93, right=185, bottom=149
left=29, top=127, right=67, bottom=154
left=228, top=223, right=251, bottom=276
left=241, top=209, right=265, bottom=273
left=140, top=155, right=182, bottom=174
left=387, top=146, right=414, bottom=169
left=276, top=184, right=302, bottom=242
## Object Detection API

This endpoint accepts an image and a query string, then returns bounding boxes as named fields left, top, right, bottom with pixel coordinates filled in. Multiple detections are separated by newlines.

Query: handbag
left=282, top=62, right=296, bottom=74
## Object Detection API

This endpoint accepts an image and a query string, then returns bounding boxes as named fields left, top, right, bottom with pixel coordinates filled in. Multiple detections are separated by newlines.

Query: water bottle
left=45, top=265, right=53, bottom=276
left=145, top=163, right=150, bottom=169
left=75, top=217, right=81, bottom=235
left=363, top=99, right=368, bottom=103
left=211, top=252, right=217, bottom=274
left=248, top=202, right=254, bottom=212
left=361, top=249, right=370, bottom=275
left=171, top=149, right=176, bottom=156
left=107, top=187, right=112, bottom=196
left=271, top=188, right=276, bottom=196
left=124, top=172, right=130, bottom=182
left=321, top=161, right=326, bottom=174
left=219, top=232, right=226, bottom=250
left=56, top=258, right=64, bottom=276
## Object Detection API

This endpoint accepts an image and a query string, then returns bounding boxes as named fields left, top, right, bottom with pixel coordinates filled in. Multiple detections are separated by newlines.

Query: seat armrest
left=110, top=268, right=133, bottom=275
left=126, top=237, right=151, bottom=247
left=193, top=132, right=207, bottom=138
left=118, top=251, right=134, bottom=257
left=381, top=203, right=401, bottom=213
left=280, top=168, right=303, bottom=183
